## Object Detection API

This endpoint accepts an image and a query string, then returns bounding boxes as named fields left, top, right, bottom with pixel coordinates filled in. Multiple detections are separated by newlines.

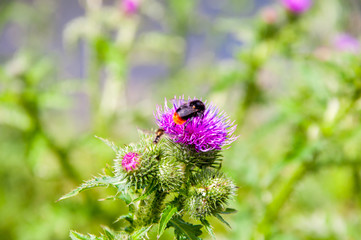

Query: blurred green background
left=1, top=0, right=361, bottom=239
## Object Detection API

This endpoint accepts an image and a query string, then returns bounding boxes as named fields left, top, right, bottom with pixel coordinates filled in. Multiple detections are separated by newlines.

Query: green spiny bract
left=157, top=157, right=185, bottom=192
left=164, top=139, right=222, bottom=169
left=185, top=169, right=237, bottom=219
left=113, top=132, right=161, bottom=189
left=122, top=153, right=158, bottom=189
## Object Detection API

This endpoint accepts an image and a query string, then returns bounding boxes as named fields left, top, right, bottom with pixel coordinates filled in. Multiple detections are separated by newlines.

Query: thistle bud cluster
left=61, top=97, right=238, bottom=239
left=185, top=170, right=237, bottom=218
left=114, top=131, right=236, bottom=220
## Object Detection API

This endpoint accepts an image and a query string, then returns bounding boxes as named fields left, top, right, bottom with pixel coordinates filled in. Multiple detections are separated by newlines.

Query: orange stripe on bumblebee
left=173, top=112, right=187, bottom=125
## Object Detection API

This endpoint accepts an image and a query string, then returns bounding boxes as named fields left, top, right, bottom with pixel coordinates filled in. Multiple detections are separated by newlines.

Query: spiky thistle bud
left=114, top=134, right=160, bottom=189
left=185, top=169, right=236, bottom=219
left=157, top=158, right=185, bottom=192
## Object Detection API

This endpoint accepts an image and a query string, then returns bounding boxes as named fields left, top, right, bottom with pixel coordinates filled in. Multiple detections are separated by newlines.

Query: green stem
left=149, top=190, right=167, bottom=223
left=88, top=48, right=103, bottom=133
left=235, top=78, right=260, bottom=128
left=352, top=167, right=361, bottom=206
left=135, top=190, right=168, bottom=228
left=252, top=162, right=309, bottom=239
left=235, top=15, right=305, bottom=130
left=42, top=133, right=79, bottom=181
left=20, top=82, right=79, bottom=182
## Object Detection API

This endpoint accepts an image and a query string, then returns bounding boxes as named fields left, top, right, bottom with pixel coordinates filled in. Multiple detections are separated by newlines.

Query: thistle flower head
left=333, top=33, right=360, bottom=54
left=281, top=0, right=312, bottom=14
left=114, top=142, right=141, bottom=175
left=122, top=152, right=140, bottom=171
left=121, top=0, right=139, bottom=15
left=155, top=97, right=237, bottom=152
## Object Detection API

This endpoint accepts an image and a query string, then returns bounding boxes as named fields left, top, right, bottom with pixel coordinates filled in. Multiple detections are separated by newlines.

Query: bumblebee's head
left=189, top=100, right=205, bottom=113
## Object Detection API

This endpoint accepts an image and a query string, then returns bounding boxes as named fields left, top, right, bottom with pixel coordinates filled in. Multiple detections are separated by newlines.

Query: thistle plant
left=281, top=0, right=313, bottom=14
left=59, top=97, right=238, bottom=240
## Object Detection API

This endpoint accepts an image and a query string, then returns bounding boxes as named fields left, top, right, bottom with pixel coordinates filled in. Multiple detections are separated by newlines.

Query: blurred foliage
left=1, top=0, right=361, bottom=239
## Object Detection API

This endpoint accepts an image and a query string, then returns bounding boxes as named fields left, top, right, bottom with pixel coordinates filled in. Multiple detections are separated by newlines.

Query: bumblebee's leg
left=183, top=119, right=190, bottom=128
left=183, top=118, right=194, bottom=131
left=196, top=112, right=204, bottom=118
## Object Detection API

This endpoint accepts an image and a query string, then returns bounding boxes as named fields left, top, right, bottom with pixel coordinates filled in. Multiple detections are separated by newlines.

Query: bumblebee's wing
left=176, top=105, right=197, bottom=119
left=137, top=127, right=175, bottom=138
left=136, top=127, right=156, bottom=136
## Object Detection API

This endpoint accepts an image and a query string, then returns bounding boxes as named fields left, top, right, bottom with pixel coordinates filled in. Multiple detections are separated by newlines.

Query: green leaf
left=200, top=219, right=215, bottom=240
left=101, top=226, right=115, bottom=240
left=118, top=191, right=132, bottom=205
left=114, top=195, right=134, bottom=216
left=114, top=214, right=133, bottom=224
left=0, top=104, right=32, bottom=131
left=215, top=213, right=231, bottom=229
left=58, top=175, right=124, bottom=201
left=219, top=208, right=237, bottom=214
left=70, top=231, right=89, bottom=240
left=132, top=181, right=157, bottom=203
left=131, top=225, right=153, bottom=240
left=157, top=205, right=178, bottom=239
left=169, top=218, right=202, bottom=240
left=96, top=136, right=120, bottom=153
left=115, top=190, right=136, bottom=215
left=70, top=231, right=101, bottom=240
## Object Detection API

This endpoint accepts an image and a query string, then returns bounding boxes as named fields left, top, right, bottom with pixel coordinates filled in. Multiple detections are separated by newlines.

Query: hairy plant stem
left=149, top=190, right=168, bottom=223
left=135, top=190, right=168, bottom=228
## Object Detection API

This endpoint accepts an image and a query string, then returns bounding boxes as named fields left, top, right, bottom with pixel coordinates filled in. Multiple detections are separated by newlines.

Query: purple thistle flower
left=281, top=0, right=312, bottom=14
left=122, top=152, right=140, bottom=171
left=155, top=97, right=237, bottom=152
left=333, top=33, right=360, bottom=54
left=121, top=0, right=139, bottom=15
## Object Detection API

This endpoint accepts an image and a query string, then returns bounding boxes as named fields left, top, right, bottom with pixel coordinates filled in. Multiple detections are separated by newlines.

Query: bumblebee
left=172, top=99, right=206, bottom=125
